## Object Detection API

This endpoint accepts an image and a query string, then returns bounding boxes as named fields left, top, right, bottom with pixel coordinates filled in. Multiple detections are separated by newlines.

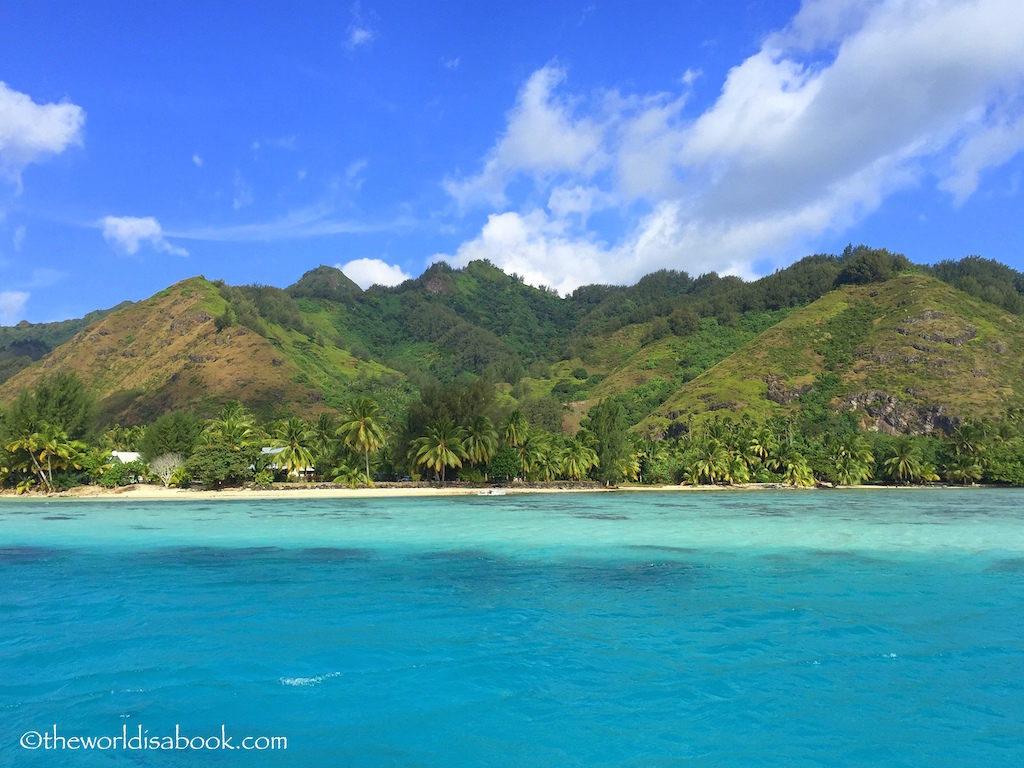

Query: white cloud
left=940, top=113, right=1024, bottom=204
left=547, top=184, right=615, bottom=224
left=0, top=81, right=85, bottom=186
left=346, top=3, right=375, bottom=51
left=442, top=57, right=460, bottom=71
left=102, top=216, right=188, bottom=257
left=348, top=26, right=374, bottom=49
left=233, top=171, right=253, bottom=210
left=192, top=154, right=203, bottom=167
left=24, top=267, right=66, bottom=288
left=12, top=224, right=25, bottom=251
left=444, top=65, right=608, bottom=208
left=168, top=204, right=396, bottom=242
left=440, top=0, right=1024, bottom=288
left=0, top=290, right=29, bottom=324
left=680, top=68, right=702, bottom=86
left=345, top=158, right=368, bottom=190
left=337, top=258, right=411, bottom=289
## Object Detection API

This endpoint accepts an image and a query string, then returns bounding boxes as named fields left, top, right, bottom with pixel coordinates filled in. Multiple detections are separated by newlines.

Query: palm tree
left=775, top=445, right=814, bottom=486
left=203, top=404, right=257, bottom=451
left=827, top=434, right=874, bottom=486
left=532, top=434, right=561, bottom=481
left=883, top=438, right=922, bottom=484
left=692, top=438, right=728, bottom=485
left=513, top=430, right=544, bottom=479
left=501, top=410, right=529, bottom=448
left=272, top=418, right=316, bottom=479
left=636, top=438, right=667, bottom=484
left=951, top=423, right=986, bottom=457
left=560, top=431, right=599, bottom=481
left=413, top=419, right=467, bottom=482
left=6, top=428, right=50, bottom=493
left=463, top=415, right=498, bottom=469
left=721, top=454, right=750, bottom=485
left=331, top=462, right=364, bottom=489
left=945, top=454, right=983, bottom=485
left=337, top=397, right=387, bottom=486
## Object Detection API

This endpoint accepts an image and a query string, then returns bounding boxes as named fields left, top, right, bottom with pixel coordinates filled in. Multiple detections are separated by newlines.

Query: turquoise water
left=2, top=490, right=1023, bottom=765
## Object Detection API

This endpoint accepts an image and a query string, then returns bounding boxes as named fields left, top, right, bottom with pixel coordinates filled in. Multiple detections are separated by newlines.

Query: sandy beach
left=0, top=481, right=938, bottom=502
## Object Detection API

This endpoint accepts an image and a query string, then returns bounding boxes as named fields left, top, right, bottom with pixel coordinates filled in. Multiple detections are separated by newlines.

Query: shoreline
left=0, top=481, right=987, bottom=502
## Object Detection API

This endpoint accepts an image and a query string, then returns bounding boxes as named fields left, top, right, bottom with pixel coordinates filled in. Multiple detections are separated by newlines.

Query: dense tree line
left=4, top=370, right=1024, bottom=494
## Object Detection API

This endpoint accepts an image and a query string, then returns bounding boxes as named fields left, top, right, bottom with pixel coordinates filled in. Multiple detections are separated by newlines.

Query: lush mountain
left=637, top=274, right=1024, bottom=437
left=3, top=247, right=1024, bottom=438
left=0, top=278, right=403, bottom=426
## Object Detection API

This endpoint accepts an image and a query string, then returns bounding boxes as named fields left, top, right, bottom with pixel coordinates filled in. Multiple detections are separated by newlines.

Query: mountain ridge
left=3, top=248, right=1024, bottom=436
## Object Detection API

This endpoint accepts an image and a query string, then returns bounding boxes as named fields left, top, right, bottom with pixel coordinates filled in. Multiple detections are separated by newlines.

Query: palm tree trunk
left=365, top=449, right=370, bottom=486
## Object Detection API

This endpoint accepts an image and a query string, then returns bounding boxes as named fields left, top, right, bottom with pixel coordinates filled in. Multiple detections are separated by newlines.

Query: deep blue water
left=2, top=491, right=1023, bottom=766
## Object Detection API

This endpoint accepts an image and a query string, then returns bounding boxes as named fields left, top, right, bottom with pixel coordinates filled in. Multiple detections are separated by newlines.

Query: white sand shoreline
left=0, top=481, right=981, bottom=502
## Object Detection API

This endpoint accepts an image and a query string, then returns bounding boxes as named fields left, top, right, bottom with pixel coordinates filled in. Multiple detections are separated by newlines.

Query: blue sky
left=2, top=0, right=1024, bottom=323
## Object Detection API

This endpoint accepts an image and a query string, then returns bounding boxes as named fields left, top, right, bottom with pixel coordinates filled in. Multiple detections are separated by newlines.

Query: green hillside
left=638, top=274, right=1024, bottom=437
left=4, top=247, right=1024, bottom=439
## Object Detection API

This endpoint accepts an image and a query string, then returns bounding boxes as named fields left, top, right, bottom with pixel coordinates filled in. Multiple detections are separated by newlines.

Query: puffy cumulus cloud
left=441, top=0, right=1024, bottom=289
left=102, top=216, right=188, bottom=257
left=0, top=81, right=84, bottom=184
left=0, top=290, right=29, bottom=324
left=444, top=65, right=608, bottom=208
left=337, top=258, right=411, bottom=289
left=440, top=205, right=759, bottom=296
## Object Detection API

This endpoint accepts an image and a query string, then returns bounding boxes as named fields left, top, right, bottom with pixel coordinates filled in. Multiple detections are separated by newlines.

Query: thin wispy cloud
left=0, top=290, right=29, bottom=324
left=167, top=205, right=407, bottom=243
left=345, top=158, right=368, bottom=190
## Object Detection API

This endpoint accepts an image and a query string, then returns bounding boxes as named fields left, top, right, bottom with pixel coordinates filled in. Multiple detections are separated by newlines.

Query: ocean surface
left=2, top=489, right=1023, bottom=766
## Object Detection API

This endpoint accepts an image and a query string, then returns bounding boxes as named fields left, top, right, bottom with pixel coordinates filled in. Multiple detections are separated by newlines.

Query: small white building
left=111, top=451, right=142, bottom=464
left=260, top=447, right=314, bottom=478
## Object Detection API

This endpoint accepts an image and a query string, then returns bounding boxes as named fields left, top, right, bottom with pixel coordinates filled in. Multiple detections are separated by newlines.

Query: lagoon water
left=2, top=490, right=1023, bottom=765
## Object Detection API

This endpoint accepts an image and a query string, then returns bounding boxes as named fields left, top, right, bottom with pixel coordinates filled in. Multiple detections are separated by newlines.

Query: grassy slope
left=638, top=274, right=1024, bottom=436
left=0, top=278, right=403, bottom=425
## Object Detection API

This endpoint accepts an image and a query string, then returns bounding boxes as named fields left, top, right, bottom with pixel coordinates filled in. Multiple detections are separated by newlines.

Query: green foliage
left=6, top=371, right=96, bottom=440
left=185, top=443, right=258, bottom=488
left=215, top=281, right=312, bottom=338
left=929, top=255, right=1024, bottom=316
left=586, top=399, right=630, bottom=484
left=254, top=469, right=274, bottom=488
left=139, top=411, right=200, bottom=461
left=607, top=377, right=677, bottom=428
left=834, top=246, right=912, bottom=286
left=287, top=265, right=363, bottom=302
left=486, top=444, right=520, bottom=483
left=519, top=396, right=565, bottom=433
left=816, top=300, right=879, bottom=371
left=98, top=459, right=149, bottom=488
left=667, top=307, right=699, bottom=337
